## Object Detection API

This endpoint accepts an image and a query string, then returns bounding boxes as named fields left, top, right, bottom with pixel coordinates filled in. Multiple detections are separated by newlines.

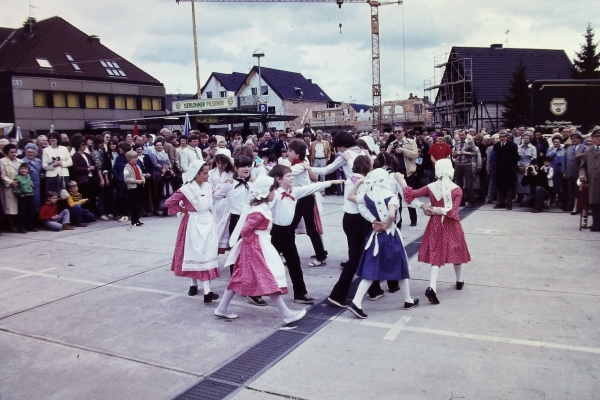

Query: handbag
left=59, top=176, right=70, bottom=200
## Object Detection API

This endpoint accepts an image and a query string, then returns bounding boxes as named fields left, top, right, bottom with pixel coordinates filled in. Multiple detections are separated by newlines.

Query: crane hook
left=339, top=23, right=342, bottom=33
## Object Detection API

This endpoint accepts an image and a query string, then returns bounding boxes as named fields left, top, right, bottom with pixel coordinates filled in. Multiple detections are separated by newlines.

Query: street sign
left=258, top=103, right=268, bottom=114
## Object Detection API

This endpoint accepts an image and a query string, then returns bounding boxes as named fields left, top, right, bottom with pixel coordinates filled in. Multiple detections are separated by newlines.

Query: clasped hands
left=421, top=203, right=435, bottom=216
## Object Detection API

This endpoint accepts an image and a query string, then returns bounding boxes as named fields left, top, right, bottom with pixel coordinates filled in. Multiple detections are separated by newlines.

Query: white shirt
left=278, top=157, right=291, bottom=167
left=343, top=173, right=365, bottom=214
left=314, top=142, right=325, bottom=158
left=291, top=162, right=312, bottom=187
left=212, top=179, right=251, bottom=215
left=312, top=146, right=362, bottom=179
left=208, top=168, right=232, bottom=189
left=271, top=182, right=330, bottom=226
left=180, top=145, right=203, bottom=172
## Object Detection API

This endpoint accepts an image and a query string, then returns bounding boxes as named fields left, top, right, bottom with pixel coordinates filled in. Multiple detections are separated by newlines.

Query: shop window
left=34, top=91, right=47, bottom=107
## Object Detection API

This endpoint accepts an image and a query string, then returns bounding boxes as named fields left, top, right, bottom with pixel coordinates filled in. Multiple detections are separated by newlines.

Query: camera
left=53, top=157, right=61, bottom=161
left=527, top=166, right=534, bottom=172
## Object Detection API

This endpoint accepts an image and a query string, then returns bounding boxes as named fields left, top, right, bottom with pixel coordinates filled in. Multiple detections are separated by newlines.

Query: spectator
left=36, top=135, right=49, bottom=159
left=387, top=123, right=419, bottom=225
left=112, top=142, right=131, bottom=222
left=198, top=133, right=210, bottom=152
left=179, top=134, right=203, bottom=173
left=133, top=144, right=153, bottom=217
left=310, top=131, right=331, bottom=183
left=452, top=129, right=477, bottom=208
left=149, top=139, right=172, bottom=215
left=13, top=163, right=36, bottom=233
left=71, top=138, right=97, bottom=215
left=258, top=131, right=278, bottom=159
left=23, top=143, right=43, bottom=214
left=278, top=148, right=291, bottom=167
left=564, top=131, right=586, bottom=213
left=485, top=134, right=500, bottom=204
left=493, top=130, right=519, bottom=210
left=66, top=181, right=96, bottom=226
left=516, top=133, right=537, bottom=201
left=123, top=150, right=145, bottom=227
left=102, top=139, right=119, bottom=221
left=42, top=132, right=72, bottom=194
left=546, top=137, right=566, bottom=207
left=92, top=136, right=109, bottom=220
left=39, top=191, right=74, bottom=231
left=520, top=159, right=552, bottom=213
left=579, top=128, right=600, bottom=231
left=0, top=144, right=23, bottom=232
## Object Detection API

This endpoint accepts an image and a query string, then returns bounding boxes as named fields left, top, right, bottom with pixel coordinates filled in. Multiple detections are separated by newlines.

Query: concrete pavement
left=1, top=197, right=599, bottom=400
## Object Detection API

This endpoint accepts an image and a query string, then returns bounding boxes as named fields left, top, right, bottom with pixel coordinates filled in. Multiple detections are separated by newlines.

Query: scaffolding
left=424, top=53, right=473, bottom=129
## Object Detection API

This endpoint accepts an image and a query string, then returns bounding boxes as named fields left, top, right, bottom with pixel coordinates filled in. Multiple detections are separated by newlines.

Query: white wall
left=201, top=76, right=235, bottom=99
left=237, top=70, right=285, bottom=130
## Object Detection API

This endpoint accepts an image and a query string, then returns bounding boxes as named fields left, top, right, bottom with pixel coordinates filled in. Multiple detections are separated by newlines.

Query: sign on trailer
left=172, top=97, right=238, bottom=112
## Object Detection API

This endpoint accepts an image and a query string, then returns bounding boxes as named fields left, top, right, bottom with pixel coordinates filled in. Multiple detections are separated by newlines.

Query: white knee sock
left=216, top=289, right=235, bottom=314
left=351, top=279, right=373, bottom=309
left=453, top=264, right=463, bottom=283
left=429, top=266, right=440, bottom=292
left=269, top=294, right=296, bottom=319
left=400, top=279, right=412, bottom=303
left=203, top=280, right=211, bottom=294
left=191, top=278, right=198, bottom=286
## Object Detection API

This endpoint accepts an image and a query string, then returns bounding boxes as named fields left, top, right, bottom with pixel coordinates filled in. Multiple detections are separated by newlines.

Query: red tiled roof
left=0, top=16, right=162, bottom=86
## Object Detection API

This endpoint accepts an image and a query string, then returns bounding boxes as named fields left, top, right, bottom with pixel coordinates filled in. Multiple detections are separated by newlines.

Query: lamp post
left=253, top=48, right=265, bottom=98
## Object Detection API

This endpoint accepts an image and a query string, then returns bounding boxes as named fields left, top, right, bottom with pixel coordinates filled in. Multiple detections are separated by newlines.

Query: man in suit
left=493, top=130, right=519, bottom=210
left=579, top=128, right=600, bottom=231
left=258, top=131, right=278, bottom=159
left=564, top=131, right=587, bottom=212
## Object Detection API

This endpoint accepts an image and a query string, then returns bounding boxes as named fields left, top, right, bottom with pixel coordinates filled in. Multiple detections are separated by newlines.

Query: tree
left=572, top=24, right=600, bottom=79
left=502, top=62, right=531, bottom=128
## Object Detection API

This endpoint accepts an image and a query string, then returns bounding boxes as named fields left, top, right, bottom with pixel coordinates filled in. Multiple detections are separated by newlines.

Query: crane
left=176, top=0, right=403, bottom=132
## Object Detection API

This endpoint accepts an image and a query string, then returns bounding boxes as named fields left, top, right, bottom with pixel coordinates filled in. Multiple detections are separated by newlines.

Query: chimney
left=307, top=79, right=312, bottom=83
left=88, top=35, right=100, bottom=43
left=409, top=93, right=414, bottom=99
left=490, top=44, right=503, bottom=49
left=22, top=17, right=36, bottom=36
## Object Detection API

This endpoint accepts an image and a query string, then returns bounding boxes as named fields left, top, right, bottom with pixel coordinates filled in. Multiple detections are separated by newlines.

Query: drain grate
left=305, top=302, right=345, bottom=319
left=176, top=379, right=238, bottom=400
left=285, top=315, right=330, bottom=334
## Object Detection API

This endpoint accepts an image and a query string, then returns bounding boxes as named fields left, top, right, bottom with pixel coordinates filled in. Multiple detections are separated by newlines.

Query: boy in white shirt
left=278, top=148, right=291, bottom=167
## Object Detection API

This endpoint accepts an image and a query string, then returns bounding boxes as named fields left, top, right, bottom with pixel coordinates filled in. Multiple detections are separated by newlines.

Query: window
left=53, top=92, right=67, bottom=108
left=85, top=94, right=98, bottom=108
left=261, top=86, right=268, bottom=96
left=115, top=95, right=126, bottom=109
left=383, top=106, right=391, bottom=115
left=126, top=96, right=136, bottom=110
left=67, top=93, right=79, bottom=108
left=98, top=95, right=109, bottom=109
left=141, top=97, right=152, bottom=110
left=65, top=53, right=74, bottom=62
left=220, top=91, right=227, bottom=98
left=152, top=97, right=162, bottom=111
left=36, top=58, right=52, bottom=68
left=394, top=105, right=403, bottom=114
left=33, top=91, right=47, bottom=107
left=99, top=60, right=126, bottom=77
left=206, top=91, right=213, bottom=98
left=251, top=87, right=257, bottom=96
left=72, top=63, right=81, bottom=71
left=413, top=104, right=422, bottom=114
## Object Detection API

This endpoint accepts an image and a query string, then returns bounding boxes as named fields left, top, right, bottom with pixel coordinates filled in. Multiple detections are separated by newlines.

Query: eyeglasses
left=393, top=130, right=403, bottom=133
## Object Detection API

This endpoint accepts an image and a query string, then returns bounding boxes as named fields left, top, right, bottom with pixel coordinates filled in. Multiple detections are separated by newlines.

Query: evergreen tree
left=572, top=24, right=600, bottom=79
left=502, top=62, right=531, bottom=128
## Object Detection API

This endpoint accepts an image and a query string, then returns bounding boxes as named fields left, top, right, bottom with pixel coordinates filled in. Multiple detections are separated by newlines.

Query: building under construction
left=424, top=45, right=572, bottom=132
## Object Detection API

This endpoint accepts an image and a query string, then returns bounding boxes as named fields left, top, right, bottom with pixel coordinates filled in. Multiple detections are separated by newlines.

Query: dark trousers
left=127, top=187, right=142, bottom=224
left=70, top=204, right=96, bottom=224
left=397, top=168, right=417, bottom=225
left=454, top=163, right=475, bottom=205
left=291, top=195, right=327, bottom=261
left=329, top=213, right=383, bottom=304
left=271, top=224, right=307, bottom=298
left=228, top=214, right=241, bottom=275
left=496, top=187, right=514, bottom=207
left=565, top=177, right=579, bottom=211
left=17, top=195, right=35, bottom=230
left=591, top=204, right=600, bottom=229
left=521, top=186, right=551, bottom=211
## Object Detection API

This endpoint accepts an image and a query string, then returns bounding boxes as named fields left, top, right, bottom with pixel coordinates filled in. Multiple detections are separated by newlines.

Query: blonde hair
left=126, top=150, right=138, bottom=160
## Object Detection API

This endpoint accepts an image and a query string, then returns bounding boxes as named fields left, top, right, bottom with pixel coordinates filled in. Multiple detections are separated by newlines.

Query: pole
left=257, top=57, right=262, bottom=98
left=191, top=0, right=201, bottom=98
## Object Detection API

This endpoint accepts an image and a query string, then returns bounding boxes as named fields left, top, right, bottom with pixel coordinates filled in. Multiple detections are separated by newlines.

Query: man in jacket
left=564, top=131, right=586, bottom=212
left=579, top=128, right=600, bottom=231
left=258, top=131, right=278, bottom=159
left=493, top=130, right=519, bottom=210
left=388, top=123, right=419, bottom=226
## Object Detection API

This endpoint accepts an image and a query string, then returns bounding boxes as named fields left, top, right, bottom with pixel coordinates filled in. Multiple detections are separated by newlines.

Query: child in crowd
left=66, top=181, right=96, bottom=227
left=346, top=168, right=418, bottom=319
left=278, top=148, right=291, bottom=167
left=208, top=154, right=235, bottom=252
left=269, top=164, right=344, bottom=304
left=215, top=175, right=306, bottom=324
left=265, top=154, right=277, bottom=170
left=123, top=150, right=145, bottom=227
left=13, top=163, right=37, bottom=233
left=39, top=191, right=74, bottom=231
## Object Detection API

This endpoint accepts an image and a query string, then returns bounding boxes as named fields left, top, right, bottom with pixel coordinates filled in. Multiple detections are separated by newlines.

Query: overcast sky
left=2, top=0, right=599, bottom=104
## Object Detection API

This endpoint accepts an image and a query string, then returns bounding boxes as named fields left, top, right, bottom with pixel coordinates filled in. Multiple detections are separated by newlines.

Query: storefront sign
left=196, top=116, right=219, bottom=123
left=172, top=96, right=238, bottom=112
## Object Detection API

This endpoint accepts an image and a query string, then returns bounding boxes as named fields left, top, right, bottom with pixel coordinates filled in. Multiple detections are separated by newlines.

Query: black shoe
left=327, top=297, right=347, bottom=308
left=368, top=290, right=385, bottom=301
left=294, top=295, right=316, bottom=304
left=410, top=222, right=417, bottom=227
left=506, top=206, right=513, bottom=210
left=135, top=222, right=144, bottom=227
left=347, top=302, right=367, bottom=319
left=590, top=227, right=600, bottom=232
left=247, top=296, right=267, bottom=306
left=188, top=286, right=198, bottom=296
left=388, top=285, right=400, bottom=293
left=404, top=298, right=419, bottom=309
left=570, top=211, right=579, bottom=215
left=456, top=281, right=465, bottom=290
left=425, top=287, right=440, bottom=304
left=493, top=204, right=504, bottom=209
left=340, top=261, right=348, bottom=268
left=467, top=204, right=475, bottom=209
left=204, top=292, right=219, bottom=303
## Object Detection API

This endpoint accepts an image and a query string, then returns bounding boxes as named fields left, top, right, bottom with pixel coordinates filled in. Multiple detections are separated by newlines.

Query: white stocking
left=351, top=279, right=373, bottom=309
left=399, top=279, right=413, bottom=303
left=453, top=264, right=463, bottom=283
left=191, top=278, right=198, bottom=286
left=203, top=280, right=211, bottom=294
left=216, top=289, right=235, bottom=314
left=429, top=266, right=440, bottom=292
left=269, top=294, right=296, bottom=319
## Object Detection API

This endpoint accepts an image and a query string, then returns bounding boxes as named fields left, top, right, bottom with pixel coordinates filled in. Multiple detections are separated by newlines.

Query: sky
left=2, top=0, right=599, bottom=105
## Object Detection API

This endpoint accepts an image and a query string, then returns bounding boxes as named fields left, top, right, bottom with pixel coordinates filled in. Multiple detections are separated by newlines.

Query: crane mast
left=176, top=0, right=403, bottom=132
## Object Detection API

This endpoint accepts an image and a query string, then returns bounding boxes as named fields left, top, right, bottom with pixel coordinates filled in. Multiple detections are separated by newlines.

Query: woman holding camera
left=520, top=158, right=552, bottom=213
left=42, top=132, right=72, bottom=194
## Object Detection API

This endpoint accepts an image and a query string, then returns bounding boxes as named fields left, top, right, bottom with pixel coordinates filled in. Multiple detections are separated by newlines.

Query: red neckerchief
left=291, top=158, right=304, bottom=166
left=282, top=190, right=296, bottom=201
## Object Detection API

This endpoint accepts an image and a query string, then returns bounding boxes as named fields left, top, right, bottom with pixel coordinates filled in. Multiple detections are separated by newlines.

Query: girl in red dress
left=398, top=158, right=471, bottom=304
left=214, top=175, right=307, bottom=323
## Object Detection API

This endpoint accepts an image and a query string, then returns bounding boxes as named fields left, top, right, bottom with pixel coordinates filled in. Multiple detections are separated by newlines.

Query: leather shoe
left=493, top=204, right=504, bottom=209
left=404, top=298, right=419, bottom=309
left=188, top=286, right=198, bottom=296
left=214, top=309, right=238, bottom=319
left=456, top=281, right=465, bottom=290
left=283, top=309, right=306, bottom=324
left=590, top=227, right=600, bottom=232
left=425, top=287, right=440, bottom=304
left=347, top=302, right=368, bottom=319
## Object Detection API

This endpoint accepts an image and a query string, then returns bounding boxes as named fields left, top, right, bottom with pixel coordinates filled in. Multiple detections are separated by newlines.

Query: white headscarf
left=363, top=168, right=394, bottom=225
left=434, top=159, right=457, bottom=213
left=182, top=160, right=206, bottom=183
left=249, top=175, right=274, bottom=202
left=361, top=136, right=379, bottom=155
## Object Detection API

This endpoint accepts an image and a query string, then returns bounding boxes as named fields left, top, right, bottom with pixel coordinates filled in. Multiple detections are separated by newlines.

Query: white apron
left=209, top=168, right=233, bottom=248
left=225, top=203, right=288, bottom=289
left=180, top=181, right=219, bottom=272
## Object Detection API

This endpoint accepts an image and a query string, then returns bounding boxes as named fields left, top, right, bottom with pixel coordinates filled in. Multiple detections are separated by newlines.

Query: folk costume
left=215, top=176, right=307, bottom=323
left=165, top=160, right=220, bottom=302
left=402, top=159, right=471, bottom=304
left=347, top=168, right=417, bottom=319
left=208, top=167, right=233, bottom=251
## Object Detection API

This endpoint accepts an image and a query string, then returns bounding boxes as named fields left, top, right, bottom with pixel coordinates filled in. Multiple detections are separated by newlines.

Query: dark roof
left=447, top=46, right=572, bottom=103
left=248, top=66, right=332, bottom=102
left=350, top=103, right=371, bottom=112
left=199, top=71, right=247, bottom=96
left=0, top=16, right=162, bottom=86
